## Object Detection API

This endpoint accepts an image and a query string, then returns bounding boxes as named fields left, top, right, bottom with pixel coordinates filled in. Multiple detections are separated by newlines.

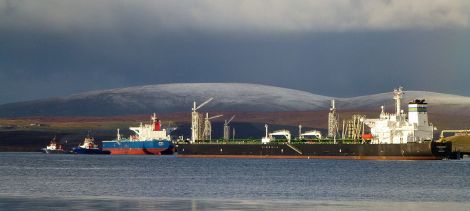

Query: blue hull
left=102, top=140, right=174, bottom=155
left=72, top=147, right=111, bottom=155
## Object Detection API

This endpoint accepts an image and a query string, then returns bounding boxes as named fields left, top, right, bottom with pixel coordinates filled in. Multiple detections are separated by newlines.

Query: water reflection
left=1, top=195, right=469, bottom=211
left=1, top=153, right=470, bottom=210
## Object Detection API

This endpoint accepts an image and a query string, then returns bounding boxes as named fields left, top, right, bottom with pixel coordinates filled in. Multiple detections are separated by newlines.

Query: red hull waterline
left=176, top=154, right=443, bottom=160
left=108, top=148, right=165, bottom=155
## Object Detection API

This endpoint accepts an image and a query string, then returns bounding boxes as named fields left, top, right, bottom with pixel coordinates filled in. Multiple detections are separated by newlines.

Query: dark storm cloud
left=1, top=0, right=470, bottom=104
left=2, top=0, right=469, bottom=32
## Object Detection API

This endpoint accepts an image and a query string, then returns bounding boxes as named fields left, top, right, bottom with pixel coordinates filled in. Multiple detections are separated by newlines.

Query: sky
left=1, top=0, right=470, bottom=104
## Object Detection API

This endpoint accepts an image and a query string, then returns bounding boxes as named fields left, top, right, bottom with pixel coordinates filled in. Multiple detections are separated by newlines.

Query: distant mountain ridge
left=1, top=83, right=470, bottom=117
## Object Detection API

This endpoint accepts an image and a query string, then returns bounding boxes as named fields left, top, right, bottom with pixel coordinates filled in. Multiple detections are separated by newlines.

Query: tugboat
left=72, top=134, right=111, bottom=155
left=42, top=136, right=68, bottom=154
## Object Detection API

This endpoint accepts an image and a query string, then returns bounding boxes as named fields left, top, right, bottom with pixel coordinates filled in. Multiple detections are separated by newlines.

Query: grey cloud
left=1, top=0, right=469, bottom=33
left=1, top=0, right=470, bottom=105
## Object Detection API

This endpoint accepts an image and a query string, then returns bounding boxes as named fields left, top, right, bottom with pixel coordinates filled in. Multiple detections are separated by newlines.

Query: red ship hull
left=102, top=140, right=175, bottom=155
left=108, top=148, right=166, bottom=155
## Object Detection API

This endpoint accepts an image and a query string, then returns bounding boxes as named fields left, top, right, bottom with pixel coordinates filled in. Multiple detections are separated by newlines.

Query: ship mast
left=393, top=86, right=404, bottom=116
left=151, top=112, right=157, bottom=124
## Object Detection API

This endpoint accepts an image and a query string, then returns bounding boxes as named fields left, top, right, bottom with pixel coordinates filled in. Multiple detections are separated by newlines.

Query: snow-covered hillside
left=336, top=91, right=470, bottom=113
left=0, top=83, right=469, bottom=117
left=0, top=83, right=332, bottom=117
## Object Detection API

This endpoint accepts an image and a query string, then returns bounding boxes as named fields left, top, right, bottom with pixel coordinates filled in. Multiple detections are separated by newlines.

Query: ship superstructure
left=42, top=136, right=67, bottom=154
left=78, top=135, right=98, bottom=149
left=127, top=113, right=170, bottom=141
left=363, top=87, right=434, bottom=144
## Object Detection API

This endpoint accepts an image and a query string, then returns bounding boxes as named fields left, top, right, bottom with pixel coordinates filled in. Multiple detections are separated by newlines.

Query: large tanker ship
left=103, top=113, right=175, bottom=155
left=176, top=87, right=455, bottom=160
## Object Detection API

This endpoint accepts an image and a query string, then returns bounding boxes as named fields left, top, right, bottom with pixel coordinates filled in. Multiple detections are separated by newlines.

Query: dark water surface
left=1, top=153, right=469, bottom=210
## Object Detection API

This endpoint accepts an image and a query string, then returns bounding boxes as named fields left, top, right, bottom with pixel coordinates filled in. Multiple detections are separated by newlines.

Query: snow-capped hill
left=1, top=83, right=469, bottom=117
left=337, top=91, right=470, bottom=110
left=0, top=83, right=332, bottom=117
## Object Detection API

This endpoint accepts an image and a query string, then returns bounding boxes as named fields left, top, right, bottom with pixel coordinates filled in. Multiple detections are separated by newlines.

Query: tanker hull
left=176, top=142, right=452, bottom=160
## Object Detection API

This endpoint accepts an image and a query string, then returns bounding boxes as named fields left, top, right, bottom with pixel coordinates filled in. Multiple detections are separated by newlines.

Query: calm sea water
left=0, top=153, right=469, bottom=210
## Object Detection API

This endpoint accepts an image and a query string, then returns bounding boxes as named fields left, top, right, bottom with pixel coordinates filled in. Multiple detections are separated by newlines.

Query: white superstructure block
left=408, top=103, right=428, bottom=126
left=363, top=88, right=434, bottom=144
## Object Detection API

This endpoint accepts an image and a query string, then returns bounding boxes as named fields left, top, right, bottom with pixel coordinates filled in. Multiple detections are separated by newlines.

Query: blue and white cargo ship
left=102, top=113, right=175, bottom=155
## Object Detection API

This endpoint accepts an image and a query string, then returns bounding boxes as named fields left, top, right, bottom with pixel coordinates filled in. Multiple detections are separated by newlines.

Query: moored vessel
left=72, top=135, right=111, bottom=154
left=177, top=87, right=456, bottom=160
left=42, top=136, right=68, bottom=154
left=176, top=141, right=451, bottom=160
left=102, top=113, right=175, bottom=155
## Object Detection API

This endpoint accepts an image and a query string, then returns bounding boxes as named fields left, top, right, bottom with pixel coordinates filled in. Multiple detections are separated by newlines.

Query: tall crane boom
left=208, top=114, right=223, bottom=120
left=225, top=115, right=235, bottom=125
left=195, top=97, right=213, bottom=111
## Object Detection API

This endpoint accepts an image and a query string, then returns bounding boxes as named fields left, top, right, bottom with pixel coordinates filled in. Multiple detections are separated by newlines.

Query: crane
left=223, top=115, right=235, bottom=141
left=328, top=99, right=339, bottom=139
left=202, top=113, right=223, bottom=141
left=191, top=98, right=213, bottom=143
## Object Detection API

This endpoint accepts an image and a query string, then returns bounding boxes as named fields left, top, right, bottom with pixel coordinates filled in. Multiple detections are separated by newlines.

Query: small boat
left=42, top=136, right=68, bottom=154
left=72, top=134, right=111, bottom=155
